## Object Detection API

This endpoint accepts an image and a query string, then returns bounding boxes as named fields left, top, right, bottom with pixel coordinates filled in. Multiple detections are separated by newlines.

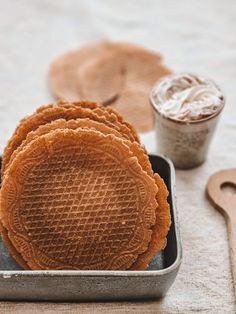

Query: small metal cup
left=150, top=77, right=225, bottom=169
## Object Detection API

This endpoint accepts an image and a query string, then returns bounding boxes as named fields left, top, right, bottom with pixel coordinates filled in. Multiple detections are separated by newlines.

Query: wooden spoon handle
left=227, top=217, right=236, bottom=290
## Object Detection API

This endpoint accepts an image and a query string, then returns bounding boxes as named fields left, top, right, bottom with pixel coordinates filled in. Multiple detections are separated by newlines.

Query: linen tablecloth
left=0, top=0, right=235, bottom=312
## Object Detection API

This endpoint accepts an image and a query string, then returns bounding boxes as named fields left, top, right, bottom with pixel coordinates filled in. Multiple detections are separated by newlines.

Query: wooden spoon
left=206, top=169, right=236, bottom=294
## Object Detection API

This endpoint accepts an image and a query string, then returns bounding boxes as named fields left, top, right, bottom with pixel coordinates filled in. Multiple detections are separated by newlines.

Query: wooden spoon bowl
left=206, top=168, right=236, bottom=294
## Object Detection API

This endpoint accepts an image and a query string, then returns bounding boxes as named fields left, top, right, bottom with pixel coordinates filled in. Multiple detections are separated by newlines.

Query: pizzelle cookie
left=3, top=122, right=170, bottom=270
left=0, top=220, right=30, bottom=269
left=111, top=55, right=171, bottom=132
left=49, top=41, right=115, bottom=101
left=112, top=88, right=155, bottom=133
left=1, top=100, right=171, bottom=270
left=1, top=117, right=127, bottom=268
left=7, top=118, right=125, bottom=171
left=48, top=41, right=158, bottom=103
left=57, top=100, right=140, bottom=143
left=119, top=142, right=171, bottom=269
left=35, top=101, right=139, bottom=142
left=78, top=53, right=125, bottom=105
left=91, top=47, right=171, bottom=132
left=0, top=128, right=158, bottom=270
left=48, top=41, right=171, bottom=132
left=2, top=102, right=137, bottom=174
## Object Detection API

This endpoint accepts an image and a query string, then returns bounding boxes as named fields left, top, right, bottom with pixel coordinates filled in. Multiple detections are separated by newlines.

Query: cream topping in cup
left=151, top=73, right=224, bottom=121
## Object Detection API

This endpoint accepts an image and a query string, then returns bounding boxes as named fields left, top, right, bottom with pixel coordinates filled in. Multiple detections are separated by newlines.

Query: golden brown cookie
left=49, top=41, right=115, bottom=101
left=7, top=113, right=170, bottom=266
left=0, top=218, right=30, bottom=269
left=3, top=121, right=170, bottom=270
left=35, top=101, right=139, bottom=143
left=129, top=174, right=171, bottom=269
left=111, top=60, right=171, bottom=132
left=2, top=102, right=137, bottom=174
left=0, top=128, right=158, bottom=270
left=0, top=157, right=30, bottom=269
left=1, top=118, right=130, bottom=269
left=78, top=53, right=125, bottom=105
left=57, top=100, right=140, bottom=143
left=48, top=41, right=171, bottom=132
left=119, top=142, right=171, bottom=269
left=7, top=118, right=125, bottom=170
left=48, top=41, right=160, bottom=103
left=112, top=88, right=155, bottom=133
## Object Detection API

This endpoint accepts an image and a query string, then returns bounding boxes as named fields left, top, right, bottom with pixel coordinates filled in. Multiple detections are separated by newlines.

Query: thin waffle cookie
left=7, top=118, right=124, bottom=170
left=49, top=41, right=114, bottom=101
left=112, top=88, right=155, bottom=133
left=112, top=59, right=171, bottom=132
left=36, top=101, right=138, bottom=141
left=48, top=41, right=171, bottom=132
left=1, top=119, right=127, bottom=268
left=119, top=141, right=171, bottom=269
left=57, top=100, right=140, bottom=143
left=38, top=101, right=138, bottom=142
left=0, top=217, right=30, bottom=269
left=4, top=122, right=170, bottom=270
left=132, top=173, right=170, bottom=269
left=48, top=41, right=157, bottom=103
left=0, top=129, right=158, bottom=270
left=2, top=102, right=137, bottom=174
left=78, top=52, right=125, bottom=105
left=38, top=100, right=138, bottom=141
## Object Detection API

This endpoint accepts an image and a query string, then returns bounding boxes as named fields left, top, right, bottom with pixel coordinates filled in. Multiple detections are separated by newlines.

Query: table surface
left=0, top=0, right=236, bottom=313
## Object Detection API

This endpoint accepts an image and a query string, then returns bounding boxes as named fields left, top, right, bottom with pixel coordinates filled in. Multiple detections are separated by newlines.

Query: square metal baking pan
left=0, top=154, right=182, bottom=301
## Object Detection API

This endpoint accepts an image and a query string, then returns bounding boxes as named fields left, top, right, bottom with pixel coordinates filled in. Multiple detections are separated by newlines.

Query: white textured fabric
left=0, top=0, right=235, bottom=312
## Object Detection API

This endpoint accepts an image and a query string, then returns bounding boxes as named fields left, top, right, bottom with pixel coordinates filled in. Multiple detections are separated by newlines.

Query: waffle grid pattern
left=19, top=146, right=140, bottom=266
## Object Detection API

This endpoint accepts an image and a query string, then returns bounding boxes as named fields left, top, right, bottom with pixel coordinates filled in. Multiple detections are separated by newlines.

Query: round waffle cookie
left=57, top=101, right=140, bottom=143
left=1, top=119, right=128, bottom=269
left=48, top=41, right=171, bottom=132
left=112, top=88, right=155, bottom=133
left=78, top=53, right=125, bottom=105
left=0, top=222, right=30, bottom=269
left=118, top=141, right=171, bottom=269
left=7, top=118, right=125, bottom=171
left=130, top=174, right=170, bottom=269
left=49, top=41, right=115, bottom=101
left=77, top=43, right=167, bottom=94
left=111, top=58, right=171, bottom=132
left=48, top=41, right=158, bottom=103
left=2, top=102, right=137, bottom=174
left=0, top=128, right=158, bottom=270
left=37, top=101, right=138, bottom=143
left=34, top=100, right=139, bottom=142
left=2, top=123, right=170, bottom=270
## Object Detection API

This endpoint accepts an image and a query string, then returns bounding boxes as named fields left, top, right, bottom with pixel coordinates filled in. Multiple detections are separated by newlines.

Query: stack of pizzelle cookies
left=0, top=101, right=171, bottom=270
left=49, top=42, right=171, bottom=132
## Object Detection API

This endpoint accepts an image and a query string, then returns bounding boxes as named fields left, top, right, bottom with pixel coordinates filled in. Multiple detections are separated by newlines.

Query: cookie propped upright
left=0, top=128, right=158, bottom=270
left=0, top=101, right=171, bottom=270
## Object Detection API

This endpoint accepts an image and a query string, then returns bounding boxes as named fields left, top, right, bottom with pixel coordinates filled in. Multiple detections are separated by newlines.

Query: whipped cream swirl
left=151, top=73, right=224, bottom=121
